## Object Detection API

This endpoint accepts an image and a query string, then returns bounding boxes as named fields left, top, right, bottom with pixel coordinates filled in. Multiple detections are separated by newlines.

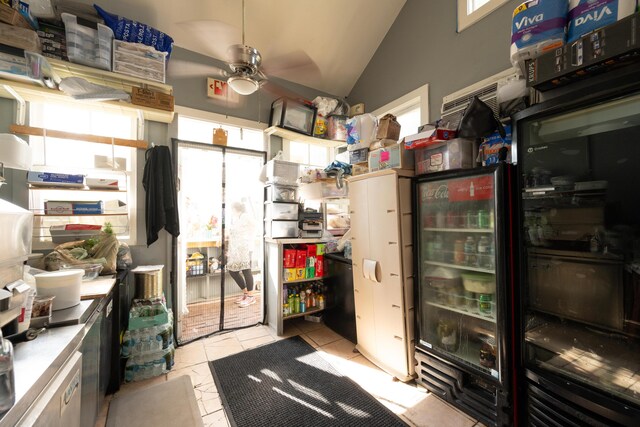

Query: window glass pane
left=288, top=141, right=309, bottom=165
left=469, top=0, right=490, bottom=14
left=395, top=106, right=421, bottom=139
left=309, top=145, right=329, bottom=168
left=177, top=116, right=265, bottom=151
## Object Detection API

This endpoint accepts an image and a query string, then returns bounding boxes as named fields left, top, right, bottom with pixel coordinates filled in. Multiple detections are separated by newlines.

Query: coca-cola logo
left=423, top=184, right=449, bottom=200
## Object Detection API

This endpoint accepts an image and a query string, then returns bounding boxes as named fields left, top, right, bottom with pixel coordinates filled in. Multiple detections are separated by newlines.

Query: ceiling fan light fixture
left=227, top=75, right=259, bottom=95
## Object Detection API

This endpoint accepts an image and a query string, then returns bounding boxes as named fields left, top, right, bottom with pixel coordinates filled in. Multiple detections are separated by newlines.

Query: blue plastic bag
left=94, top=4, right=174, bottom=57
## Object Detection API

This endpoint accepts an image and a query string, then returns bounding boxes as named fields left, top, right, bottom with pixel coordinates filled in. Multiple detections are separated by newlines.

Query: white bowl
left=35, top=269, right=83, bottom=310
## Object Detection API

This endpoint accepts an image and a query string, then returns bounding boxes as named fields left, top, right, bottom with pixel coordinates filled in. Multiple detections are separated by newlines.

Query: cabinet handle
left=357, top=315, right=362, bottom=319
left=351, top=237, right=356, bottom=240
left=394, top=336, right=403, bottom=341
left=387, top=209, right=395, bottom=213
left=388, top=241, right=397, bottom=245
left=350, top=210, right=355, bottom=214
left=354, top=289, right=359, bottom=293
left=390, top=273, right=399, bottom=277
left=392, top=304, right=401, bottom=309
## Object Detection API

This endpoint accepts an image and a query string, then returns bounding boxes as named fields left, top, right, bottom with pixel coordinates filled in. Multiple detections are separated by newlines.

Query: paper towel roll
left=363, top=259, right=380, bottom=283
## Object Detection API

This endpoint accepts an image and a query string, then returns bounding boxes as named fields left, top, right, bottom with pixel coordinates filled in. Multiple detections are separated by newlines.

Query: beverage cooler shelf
left=526, top=321, right=640, bottom=406
left=423, top=227, right=494, bottom=234
left=424, top=260, right=495, bottom=275
left=426, top=301, right=496, bottom=323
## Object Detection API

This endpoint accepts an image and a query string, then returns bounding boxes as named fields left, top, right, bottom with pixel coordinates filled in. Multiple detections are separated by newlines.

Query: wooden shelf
left=0, top=57, right=174, bottom=124
left=265, top=126, right=346, bottom=148
left=283, top=307, right=324, bottom=321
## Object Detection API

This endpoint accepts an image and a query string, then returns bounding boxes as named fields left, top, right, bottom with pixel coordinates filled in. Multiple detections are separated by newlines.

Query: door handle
left=387, top=209, right=395, bottom=213
left=390, top=273, right=399, bottom=277
left=388, top=242, right=397, bottom=245
left=392, top=304, right=401, bottom=309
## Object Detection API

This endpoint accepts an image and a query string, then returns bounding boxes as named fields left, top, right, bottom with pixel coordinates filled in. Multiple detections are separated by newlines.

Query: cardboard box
left=295, top=268, right=306, bottom=280
left=131, top=87, right=174, bottom=112
left=0, top=3, right=32, bottom=29
left=44, top=200, right=103, bottom=215
left=376, top=114, right=401, bottom=141
left=28, top=171, right=84, bottom=187
left=283, top=249, right=296, bottom=268
left=86, top=177, right=119, bottom=189
left=316, top=244, right=325, bottom=256
left=415, top=138, right=476, bottom=175
left=283, top=268, right=297, bottom=282
left=404, top=128, right=457, bottom=150
left=351, top=162, right=368, bottom=176
left=306, top=244, right=317, bottom=258
left=295, top=250, right=307, bottom=268
left=368, top=143, right=414, bottom=172
left=526, top=13, right=640, bottom=91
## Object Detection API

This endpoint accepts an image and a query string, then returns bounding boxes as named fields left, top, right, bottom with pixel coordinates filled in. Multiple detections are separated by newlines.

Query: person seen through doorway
left=227, top=200, right=256, bottom=308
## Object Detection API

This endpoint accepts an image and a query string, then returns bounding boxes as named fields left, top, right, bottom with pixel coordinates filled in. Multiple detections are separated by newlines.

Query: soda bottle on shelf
left=464, top=236, right=477, bottom=266
left=293, top=294, right=300, bottom=314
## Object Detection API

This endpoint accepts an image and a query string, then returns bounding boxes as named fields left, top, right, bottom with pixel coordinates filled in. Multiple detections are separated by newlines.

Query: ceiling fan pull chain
left=242, top=0, right=246, bottom=46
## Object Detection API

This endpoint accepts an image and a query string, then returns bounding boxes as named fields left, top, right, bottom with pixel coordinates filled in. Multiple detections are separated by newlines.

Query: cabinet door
left=353, top=265, right=376, bottom=355
left=348, top=179, right=370, bottom=265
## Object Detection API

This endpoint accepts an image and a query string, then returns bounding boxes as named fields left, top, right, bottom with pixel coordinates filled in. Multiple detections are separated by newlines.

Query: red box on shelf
left=306, top=244, right=317, bottom=258
left=295, top=250, right=307, bottom=268
left=315, top=255, right=324, bottom=277
left=283, top=249, right=296, bottom=268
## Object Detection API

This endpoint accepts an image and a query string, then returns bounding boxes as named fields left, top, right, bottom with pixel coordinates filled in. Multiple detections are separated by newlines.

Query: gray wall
left=168, top=46, right=336, bottom=124
left=348, top=0, right=519, bottom=123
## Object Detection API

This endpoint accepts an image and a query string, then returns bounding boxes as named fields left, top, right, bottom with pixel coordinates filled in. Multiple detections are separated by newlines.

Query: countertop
left=0, top=324, right=85, bottom=426
left=81, top=275, right=117, bottom=300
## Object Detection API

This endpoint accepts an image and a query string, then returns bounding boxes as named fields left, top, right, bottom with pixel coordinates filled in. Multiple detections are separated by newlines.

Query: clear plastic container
left=266, top=185, right=298, bottom=203
left=265, top=202, right=299, bottom=220
left=265, top=220, right=299, bottom=238
left=61, top=13, right=113, bottom=70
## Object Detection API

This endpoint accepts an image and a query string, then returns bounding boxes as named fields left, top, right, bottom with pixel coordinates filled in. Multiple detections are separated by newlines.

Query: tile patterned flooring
left=97, top=320, right=484, bottom=427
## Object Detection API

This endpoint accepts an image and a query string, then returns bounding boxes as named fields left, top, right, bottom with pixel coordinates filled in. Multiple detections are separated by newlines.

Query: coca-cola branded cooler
left=413, top=163, right=519, bottom=426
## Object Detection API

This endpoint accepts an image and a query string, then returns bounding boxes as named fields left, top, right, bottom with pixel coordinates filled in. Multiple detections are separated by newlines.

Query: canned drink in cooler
left=478, top=209, right=490, bottom=229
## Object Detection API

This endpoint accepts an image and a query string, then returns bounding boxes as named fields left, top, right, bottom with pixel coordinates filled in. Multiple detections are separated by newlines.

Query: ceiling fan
left=169, top=0, right=319, bottom=99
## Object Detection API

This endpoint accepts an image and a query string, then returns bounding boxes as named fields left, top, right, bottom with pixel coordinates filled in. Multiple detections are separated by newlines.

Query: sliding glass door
left=174, top=139, right=265, bottom=343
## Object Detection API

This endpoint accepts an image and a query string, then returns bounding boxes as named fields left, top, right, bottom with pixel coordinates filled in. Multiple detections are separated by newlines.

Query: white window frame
left=173, top=105, right=268, bottom=151
left=458, top=0, right=510, bottom=32
left=372, top=83, right=430, bottom=131
left=281, top=139, right=335, bottom=169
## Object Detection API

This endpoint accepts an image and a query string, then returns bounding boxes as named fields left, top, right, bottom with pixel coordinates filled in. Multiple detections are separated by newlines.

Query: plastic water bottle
left=122, top=330, right=131, bottom=357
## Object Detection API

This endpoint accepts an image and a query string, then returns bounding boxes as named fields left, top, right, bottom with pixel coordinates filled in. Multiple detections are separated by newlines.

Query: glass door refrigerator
left=514, top=69, right=640, bottom=426
left=414, top=163, right=518, bottom=427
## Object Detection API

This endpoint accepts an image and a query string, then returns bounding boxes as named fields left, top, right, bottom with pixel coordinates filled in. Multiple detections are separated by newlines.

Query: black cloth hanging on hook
left=143, top=145, right=180, bottom=246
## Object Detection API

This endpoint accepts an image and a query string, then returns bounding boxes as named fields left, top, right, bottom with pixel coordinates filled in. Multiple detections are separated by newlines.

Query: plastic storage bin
left=265, top=202, right=299, bottom=220
left=265, top=159, right=300, bottom=185
left=266, top=184, right=298, bottom=203
left=112, top=40, right=166, bottom=83
left=414, top=138, right=477, bottom=175
left=61, top=13, right=113, bottom=70
left=265, top=220, right=298, bottom=238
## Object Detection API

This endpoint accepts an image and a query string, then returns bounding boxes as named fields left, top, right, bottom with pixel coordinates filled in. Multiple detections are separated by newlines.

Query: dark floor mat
left=209, top=336, right=408, bottom=427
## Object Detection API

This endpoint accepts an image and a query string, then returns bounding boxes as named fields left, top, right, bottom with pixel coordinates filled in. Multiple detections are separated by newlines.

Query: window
left=177, top=115, right=265, bottom=152
left=372, top=84, right=429, bottom=138
left=28, top=101, right=138, bottom=248
left=284, top=140, right=331, bottom=168
left=458, top=0, right=510, bottom=32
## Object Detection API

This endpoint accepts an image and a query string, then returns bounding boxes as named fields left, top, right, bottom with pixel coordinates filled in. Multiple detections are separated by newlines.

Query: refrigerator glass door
left=417, top=169, right=501, bottom=380
left=520, top=93, right=640, bottom=407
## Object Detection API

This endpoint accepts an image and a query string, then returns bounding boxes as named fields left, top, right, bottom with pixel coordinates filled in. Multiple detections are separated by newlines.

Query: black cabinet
left=323, top=253, right=356, bottom=344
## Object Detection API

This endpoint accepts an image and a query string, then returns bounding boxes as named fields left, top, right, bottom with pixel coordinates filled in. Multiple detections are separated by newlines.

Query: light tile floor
left=97, top=320, right=483, bottom=427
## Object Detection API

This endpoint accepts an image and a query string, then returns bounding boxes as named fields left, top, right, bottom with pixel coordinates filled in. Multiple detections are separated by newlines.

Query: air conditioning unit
left=440, top=68, right=521, bottom=129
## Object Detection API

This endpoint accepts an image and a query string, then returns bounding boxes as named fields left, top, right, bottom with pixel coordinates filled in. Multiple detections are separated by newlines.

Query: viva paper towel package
left=567, top=0, right=638, bottom=43
left=510, top=0, right=569, bottom=67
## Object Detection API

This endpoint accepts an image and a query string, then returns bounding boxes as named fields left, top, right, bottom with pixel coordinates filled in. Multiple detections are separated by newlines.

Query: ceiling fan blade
left=167, top=59, right=228, bottom=79
left=174, top=20, right=241, bottom=61
left=261, top=50, right=321, bottom=80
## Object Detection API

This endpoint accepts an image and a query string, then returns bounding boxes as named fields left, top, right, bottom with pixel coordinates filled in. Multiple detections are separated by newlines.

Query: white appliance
left=348, top=169, right=415, bottom=381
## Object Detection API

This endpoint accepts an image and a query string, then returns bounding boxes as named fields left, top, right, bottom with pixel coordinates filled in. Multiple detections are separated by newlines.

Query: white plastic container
left=567, top=0, right=637, bottom=43
left=61, top=13, right=113, bottom=70
left=35, top=269, right=83, bottom=310
left=264, top=159, right=300, bottom=185
left=510, top=0, right=569, bottom=67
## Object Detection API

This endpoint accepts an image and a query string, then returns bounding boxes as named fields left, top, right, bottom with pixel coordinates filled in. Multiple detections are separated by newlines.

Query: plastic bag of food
left=94, top=4, right=174, bottom=57
left=44, top=232, right=119, bottom=274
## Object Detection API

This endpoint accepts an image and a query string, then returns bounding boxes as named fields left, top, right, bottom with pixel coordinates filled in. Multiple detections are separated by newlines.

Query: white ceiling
left=85, top=0, right=406, bottom=96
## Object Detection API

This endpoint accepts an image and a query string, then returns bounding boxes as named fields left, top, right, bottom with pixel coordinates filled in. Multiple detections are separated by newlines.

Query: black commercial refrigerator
left=513, top=65, right=640, bottom=426
left=413, top=163, right=519, bottom=427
